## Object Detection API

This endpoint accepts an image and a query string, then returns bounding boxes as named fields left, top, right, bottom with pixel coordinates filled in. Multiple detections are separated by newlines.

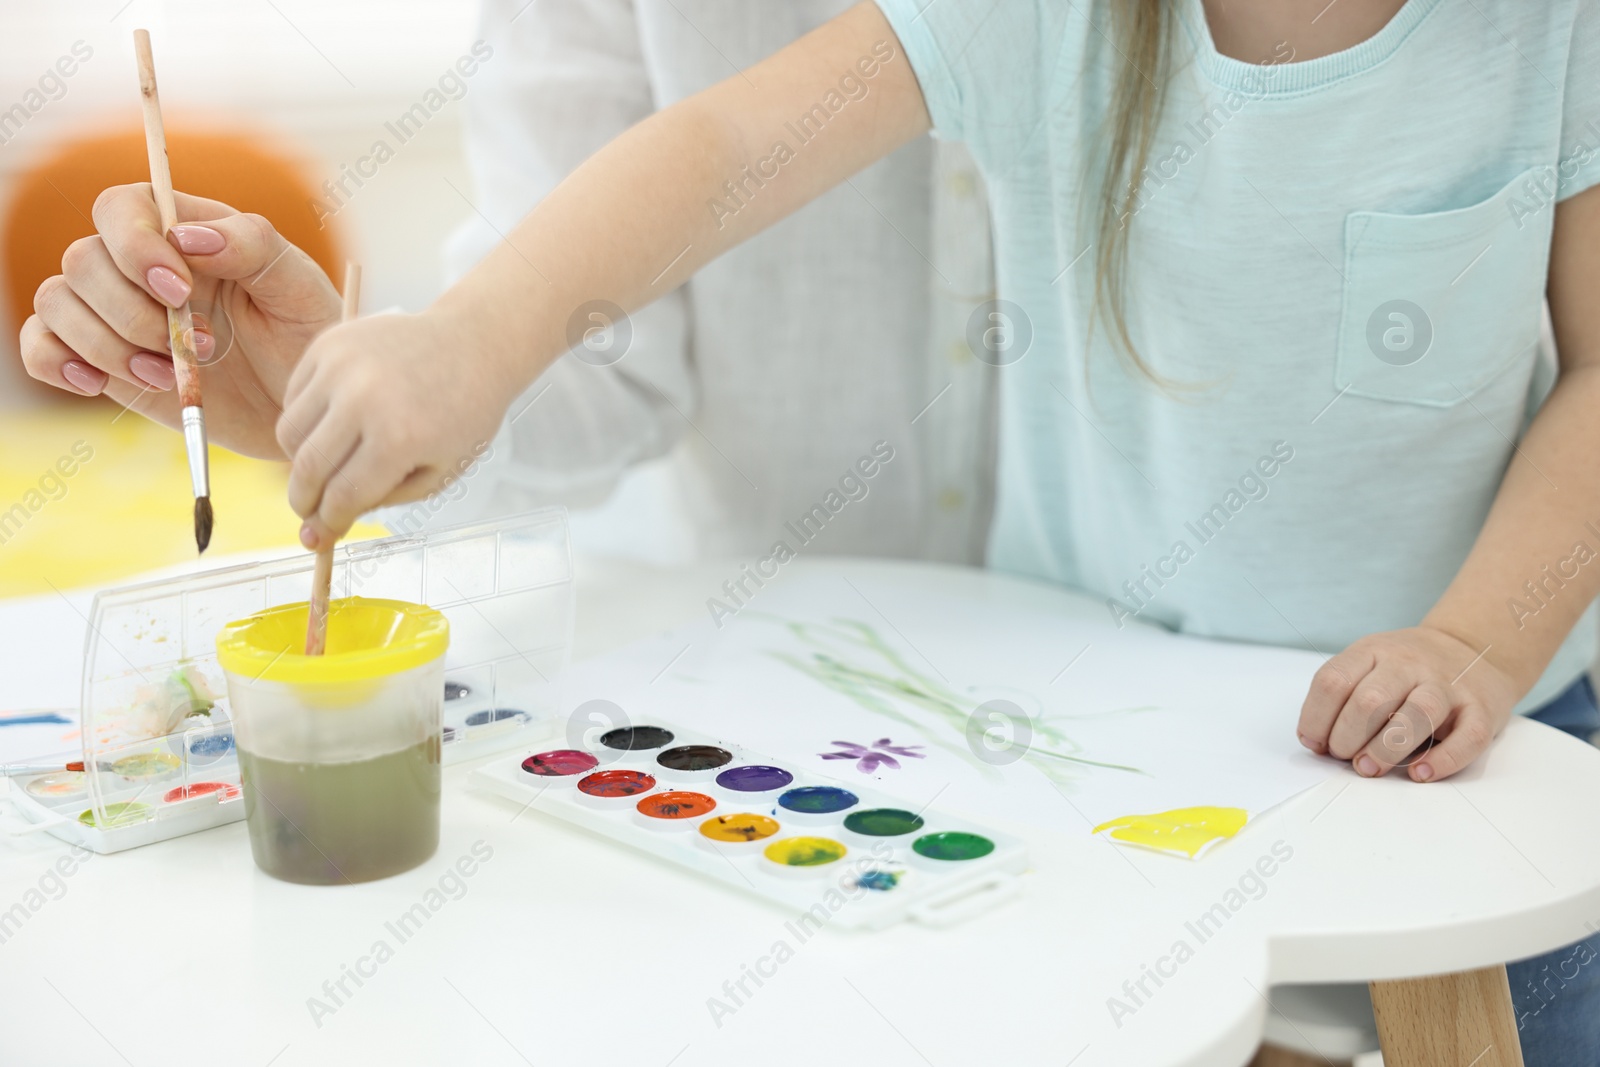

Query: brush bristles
left=194, top=496, right=213, bottom=554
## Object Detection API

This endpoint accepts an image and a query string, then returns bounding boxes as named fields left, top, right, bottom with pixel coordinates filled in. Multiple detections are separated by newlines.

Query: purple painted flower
left=819, top=737, right=926, bottom=774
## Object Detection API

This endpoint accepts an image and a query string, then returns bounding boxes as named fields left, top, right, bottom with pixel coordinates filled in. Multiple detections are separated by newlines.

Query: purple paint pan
left=714, top=764, right=795, bottom=795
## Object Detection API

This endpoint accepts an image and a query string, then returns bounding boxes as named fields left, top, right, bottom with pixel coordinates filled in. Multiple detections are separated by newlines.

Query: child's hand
left=277, top=309, right=518, bottom=549
left=19, top=184, right=341, bottom=458
left=1296, top=626, right=1521, bottom=783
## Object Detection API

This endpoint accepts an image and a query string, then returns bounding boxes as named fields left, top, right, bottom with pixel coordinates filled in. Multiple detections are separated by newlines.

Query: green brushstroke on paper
left=755, top=615, right=1150, bottom=782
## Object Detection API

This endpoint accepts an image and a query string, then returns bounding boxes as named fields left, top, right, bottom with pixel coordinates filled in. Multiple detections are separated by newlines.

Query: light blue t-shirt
left=873, top=0, right=1600, bottom=711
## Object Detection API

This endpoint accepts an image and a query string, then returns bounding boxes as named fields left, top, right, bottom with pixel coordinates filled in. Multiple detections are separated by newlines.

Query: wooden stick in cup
left=304, top=262, right=362, bottom=656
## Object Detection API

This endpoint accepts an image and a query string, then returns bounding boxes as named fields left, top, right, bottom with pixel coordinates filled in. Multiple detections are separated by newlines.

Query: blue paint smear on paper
left=0, top=713, right=72, bottom=727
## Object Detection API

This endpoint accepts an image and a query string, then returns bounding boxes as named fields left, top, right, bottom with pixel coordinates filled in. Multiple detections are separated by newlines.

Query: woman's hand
left=1296, top=626, right=1522, bottom=783
left=278, top=308, right=519, bottom=549
left=20, top=184, right=342, bottom=458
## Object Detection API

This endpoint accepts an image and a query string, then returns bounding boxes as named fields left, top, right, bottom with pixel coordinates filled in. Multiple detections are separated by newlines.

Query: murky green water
left=240, top=738, right=439, bottom=884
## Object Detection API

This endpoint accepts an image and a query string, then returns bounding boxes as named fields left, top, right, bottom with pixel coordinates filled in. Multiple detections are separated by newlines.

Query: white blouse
left=429, top=0, right=998, bottom=565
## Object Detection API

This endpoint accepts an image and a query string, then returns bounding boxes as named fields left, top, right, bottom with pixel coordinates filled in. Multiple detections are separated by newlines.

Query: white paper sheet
left=558, top=566, right=1342, bottom=855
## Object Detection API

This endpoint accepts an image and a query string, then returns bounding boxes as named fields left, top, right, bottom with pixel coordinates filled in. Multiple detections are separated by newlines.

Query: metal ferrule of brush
left=181, top=405, right=210, bottom=498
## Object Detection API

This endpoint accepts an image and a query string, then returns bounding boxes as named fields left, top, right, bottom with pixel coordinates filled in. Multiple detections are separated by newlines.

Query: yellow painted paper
left=1092, top=805, right=1249, bottom=858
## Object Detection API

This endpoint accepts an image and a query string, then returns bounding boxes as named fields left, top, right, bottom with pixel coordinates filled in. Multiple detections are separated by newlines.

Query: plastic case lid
left=74, top=508, right=574, bottom=833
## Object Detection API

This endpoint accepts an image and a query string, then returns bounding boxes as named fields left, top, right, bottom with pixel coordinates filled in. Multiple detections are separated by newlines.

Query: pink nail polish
left=129, top=353, right=175, bottom=390
left=62, top=360, right=106, bottom=395
left=300, top=523, right=318, bottom=550
left=146, top=265, right=192, bottom=307
left=193, top=330, right=214, bottom=359
left=171, top=225, right=225, bottom=254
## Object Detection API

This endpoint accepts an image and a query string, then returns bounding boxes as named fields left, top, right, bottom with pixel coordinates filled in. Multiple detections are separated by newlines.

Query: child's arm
left=1298, top=183, right=1600, bottom=783
left=280, top=1, right=927, bottom=547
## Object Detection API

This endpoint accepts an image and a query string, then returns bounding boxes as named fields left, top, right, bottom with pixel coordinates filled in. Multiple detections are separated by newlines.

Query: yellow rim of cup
left=215, top=597, right=448, bottom=684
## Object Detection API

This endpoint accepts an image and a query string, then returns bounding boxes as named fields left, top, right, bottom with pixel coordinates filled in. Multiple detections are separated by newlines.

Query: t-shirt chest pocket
left=1335, top=167, right=1553, bottom=407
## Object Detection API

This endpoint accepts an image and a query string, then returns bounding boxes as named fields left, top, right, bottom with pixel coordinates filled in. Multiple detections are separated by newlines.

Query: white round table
left=2, top=556, right=1596, bottom=1067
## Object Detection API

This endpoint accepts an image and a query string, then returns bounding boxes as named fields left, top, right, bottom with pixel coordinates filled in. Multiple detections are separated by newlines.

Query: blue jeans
left=1507, top=674, right=1600, bottom=1065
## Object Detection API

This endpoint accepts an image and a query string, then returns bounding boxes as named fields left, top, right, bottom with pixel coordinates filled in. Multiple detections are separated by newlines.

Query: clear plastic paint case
left=473, top=719, right=1028, bottom=930
left=5, top=508, right=573, bottom=854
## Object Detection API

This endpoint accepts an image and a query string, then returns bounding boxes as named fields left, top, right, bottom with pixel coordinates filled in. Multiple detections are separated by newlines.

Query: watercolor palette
left=4, top=509, right=574, bottom=854
left=8, top=722, right=248, bottom=852
left=473, top=721, right=1027, bottom=929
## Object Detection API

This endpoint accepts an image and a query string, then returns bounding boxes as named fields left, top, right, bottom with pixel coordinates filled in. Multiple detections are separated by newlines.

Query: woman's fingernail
left=1355, top=755, right=1379, bottom=777
left=146, top=266, right=191, bottom=307
left=129, top=353, right=175, bottom=390
left=61, top=360, right=107, bottom=395
left=171, top=225, right=225, bottom=254
left=1413, top=763, right=1434, bottom=782
left=300, top=523, right=318, bottom=550
left=193, top=330, right=215, bottom=360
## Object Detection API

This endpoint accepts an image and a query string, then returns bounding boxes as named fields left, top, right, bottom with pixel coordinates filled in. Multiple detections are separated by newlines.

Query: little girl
left=21, top=1, right=1600, bottom=1058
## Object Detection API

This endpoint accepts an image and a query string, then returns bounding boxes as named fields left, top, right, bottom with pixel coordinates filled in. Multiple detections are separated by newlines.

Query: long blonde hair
left=1091, top=0, right=1172, bottom=380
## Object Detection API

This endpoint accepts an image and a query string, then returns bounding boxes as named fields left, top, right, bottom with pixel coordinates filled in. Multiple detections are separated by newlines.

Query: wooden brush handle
left=304, top=262, right=363, bottom=655
left=134, top=29, right=202, bottom=408
left=305, top=548, right=335, bottom=656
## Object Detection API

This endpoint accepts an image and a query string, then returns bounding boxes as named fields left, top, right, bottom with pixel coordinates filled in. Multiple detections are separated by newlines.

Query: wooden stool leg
left=1370, top=965, right=1525, bottom=1067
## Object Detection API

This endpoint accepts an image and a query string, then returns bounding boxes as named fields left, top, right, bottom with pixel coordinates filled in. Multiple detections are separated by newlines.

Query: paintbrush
left=304, top=262, right=362, bottom=656
left=2, top=761, right=87, bottom=778
left=134, top=29, right=212, bottom=554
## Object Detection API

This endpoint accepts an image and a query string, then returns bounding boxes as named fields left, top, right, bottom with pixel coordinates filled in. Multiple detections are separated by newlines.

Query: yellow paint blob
left=1092, top=806, right=1249, bottom=858
left=700, top=813, right=781, bottom=843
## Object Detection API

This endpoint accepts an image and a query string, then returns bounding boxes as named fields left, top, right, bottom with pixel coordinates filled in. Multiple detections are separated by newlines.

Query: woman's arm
left=281, top=1, right=928, bottom=544
left=1298, top=181, right=1600, bottom=782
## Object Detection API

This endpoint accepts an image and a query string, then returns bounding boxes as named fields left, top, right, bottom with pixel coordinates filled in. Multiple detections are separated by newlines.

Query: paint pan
left=762, top=835, right=848, bottom=877
left=78, top=802, right=150, bottom=828
left=24, top=771, right=86, bottom=800
left=845, top=866, right=909, bottom=894
left=713, top=764, right=794, bottom=800
left=111, top=752, right=181, bottom=781
left=776, top=785, right=859, bottom=826
left=163, top=781, right=241, bottom=804
left=698, top=812, right=781, bottom=852
left=186, top=732, right=235, bottom=758
left=575, top=769, right=656, bottom=808
left=599, top=725, right=674, bottom=751
left=654, top=744, right=735, bottom=783
left=841, top=807, right=925, bottom=849
left=521, top=749, right=599, bottom=782
left=634, top=790, right=716, bottom=831
left=911, top=831, right=996, bottom=866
